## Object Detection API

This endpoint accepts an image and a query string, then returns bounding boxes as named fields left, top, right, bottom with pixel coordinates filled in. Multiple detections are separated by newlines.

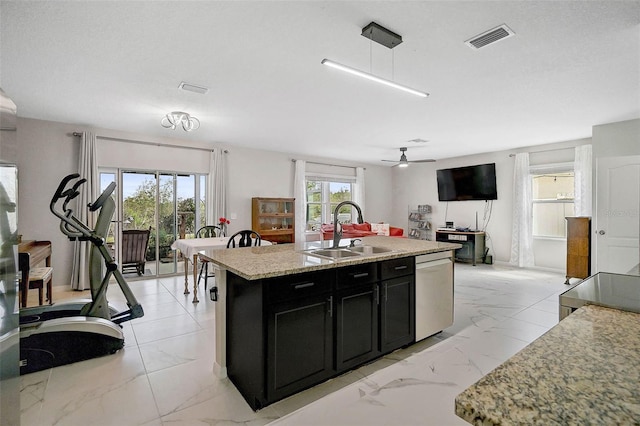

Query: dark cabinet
left=335, top=263, right=379, bottom=371
left=226, top=256, right=416, bottom=410
left=380, top=257, right=415, bottom=353
left=267, top=294, right=333, bottom=403
left=227, top=269, right=334, bottom=410
left=265, top=270, right=334, bottom=404
left=226, top=272, right=267, bottom=409
left=380, top=276, right=415, bottom=352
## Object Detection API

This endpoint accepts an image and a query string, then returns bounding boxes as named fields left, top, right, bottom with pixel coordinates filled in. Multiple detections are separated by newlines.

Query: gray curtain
left=70, top=132, right=98, bottom=290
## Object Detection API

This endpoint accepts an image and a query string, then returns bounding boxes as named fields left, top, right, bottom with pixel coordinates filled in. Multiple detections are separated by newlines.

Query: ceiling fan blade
left=381, top=147, right=434, bottom=165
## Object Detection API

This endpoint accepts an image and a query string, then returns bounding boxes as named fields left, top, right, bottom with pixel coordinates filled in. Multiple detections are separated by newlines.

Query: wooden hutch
left=252, top=197, right=295, bottom=244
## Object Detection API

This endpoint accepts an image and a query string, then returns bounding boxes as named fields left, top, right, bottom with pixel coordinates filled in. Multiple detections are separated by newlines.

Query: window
left=305, top=179, right=353, bottom=231
left=532, top=169, right=574, bottom=238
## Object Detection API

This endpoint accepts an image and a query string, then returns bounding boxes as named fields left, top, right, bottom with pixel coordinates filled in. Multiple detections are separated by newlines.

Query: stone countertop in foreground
left=455, top=304, right=640, bottom=425
left=202, top=236, right=460, bottom=280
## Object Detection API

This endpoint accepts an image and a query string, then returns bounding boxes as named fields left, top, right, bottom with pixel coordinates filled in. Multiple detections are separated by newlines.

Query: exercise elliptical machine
left=20, top=173, right=144, bottom=374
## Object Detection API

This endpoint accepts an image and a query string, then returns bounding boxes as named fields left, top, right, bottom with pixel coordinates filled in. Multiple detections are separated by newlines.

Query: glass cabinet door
left=252, top=198, right=295, bottom=244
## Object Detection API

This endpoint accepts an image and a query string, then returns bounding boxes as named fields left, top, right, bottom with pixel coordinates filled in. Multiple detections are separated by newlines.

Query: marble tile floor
left=20, top=263, right=572, bottom=426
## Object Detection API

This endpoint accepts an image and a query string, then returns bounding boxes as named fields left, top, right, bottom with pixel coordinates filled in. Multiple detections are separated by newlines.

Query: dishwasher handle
left=415, top=258, right=452, bottom=270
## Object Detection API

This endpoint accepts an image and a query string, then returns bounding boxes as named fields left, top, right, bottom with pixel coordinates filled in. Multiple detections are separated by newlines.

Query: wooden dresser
left=565, top=217, right=591, bottom=284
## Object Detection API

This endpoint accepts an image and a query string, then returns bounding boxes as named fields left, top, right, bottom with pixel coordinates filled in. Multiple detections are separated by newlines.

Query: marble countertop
left=202, top=236, right=460, bottom=280
left=455, top=304, right=640, bottom=425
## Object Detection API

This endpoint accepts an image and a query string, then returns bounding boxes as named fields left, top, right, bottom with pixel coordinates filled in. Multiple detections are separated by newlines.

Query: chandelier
left=161, top=111, right=200, bottom=132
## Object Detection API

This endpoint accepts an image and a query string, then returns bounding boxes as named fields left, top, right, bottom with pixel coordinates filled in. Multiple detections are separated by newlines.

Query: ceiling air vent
left=465, top=24, right=514, bottom=50
left=178, top=81, right=209, bottom=95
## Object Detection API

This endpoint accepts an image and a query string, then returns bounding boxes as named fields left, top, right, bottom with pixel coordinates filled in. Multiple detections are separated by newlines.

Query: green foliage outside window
left=123, top=178, right=196, bottom=260
left=306, top=180, right=352, bottom=230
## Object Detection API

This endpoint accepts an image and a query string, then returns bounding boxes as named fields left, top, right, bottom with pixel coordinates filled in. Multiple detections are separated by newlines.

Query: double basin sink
left=303, top=245, right=392, bottom=260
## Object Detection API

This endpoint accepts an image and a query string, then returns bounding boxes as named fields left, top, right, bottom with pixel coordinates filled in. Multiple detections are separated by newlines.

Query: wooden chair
left=196, top=225, right=221, bottom=239
left=196, top=226, right=222, bottom=290
left=121, top=228, right=151, bottom=275
left=209, top=230, right=262, bottom=302
left=226, top=230, right=262, bottom=248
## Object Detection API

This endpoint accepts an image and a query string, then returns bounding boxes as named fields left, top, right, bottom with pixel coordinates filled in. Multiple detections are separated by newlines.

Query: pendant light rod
left=321, top=59, right=429, bottom=98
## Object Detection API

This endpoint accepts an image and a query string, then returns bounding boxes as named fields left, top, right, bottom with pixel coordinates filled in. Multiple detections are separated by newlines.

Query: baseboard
left=213, top=362, right=227, bottom=379
left=490, top=260, right=564, bottom=275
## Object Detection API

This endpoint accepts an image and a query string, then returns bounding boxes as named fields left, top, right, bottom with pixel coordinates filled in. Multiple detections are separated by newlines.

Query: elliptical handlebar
left=60, top=178, right=87, bottom=219
left=51, top=174, right=102, bottom=240
left=52, top=173, right=81, bottom=202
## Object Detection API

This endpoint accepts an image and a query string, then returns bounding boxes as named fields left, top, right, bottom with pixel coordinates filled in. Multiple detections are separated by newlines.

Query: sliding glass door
left=122, top=171, right=157, bottom=276
left=100, top=169, right=206, bottom=278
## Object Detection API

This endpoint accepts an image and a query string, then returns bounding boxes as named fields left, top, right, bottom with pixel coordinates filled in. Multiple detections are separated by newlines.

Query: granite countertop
left=455, top=304, right=640, bottom=425
left=202, top=235, right=460, bottom=280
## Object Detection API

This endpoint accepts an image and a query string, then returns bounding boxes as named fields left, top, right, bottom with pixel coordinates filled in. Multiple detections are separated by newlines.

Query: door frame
left=100, top=168, right=208, bottom=278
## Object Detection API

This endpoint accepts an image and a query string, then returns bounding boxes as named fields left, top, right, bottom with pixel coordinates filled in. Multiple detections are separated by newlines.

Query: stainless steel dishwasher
left=415, top=251, right=454, bottom=341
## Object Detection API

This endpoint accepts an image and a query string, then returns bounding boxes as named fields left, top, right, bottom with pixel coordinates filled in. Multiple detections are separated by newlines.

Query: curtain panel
left=574, top=144, right=592, bottom=217
left=354, top=167, right=365, bottom=212
left=509, top=153, right=535, bottom=267
left=70, top=132, right=98, bottom=290
left=294, top=160, right=306, bottom=243
left=207, top=148, right=227, bottom=234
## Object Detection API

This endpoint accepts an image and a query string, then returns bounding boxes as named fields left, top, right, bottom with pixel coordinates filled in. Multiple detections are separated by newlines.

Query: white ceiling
left=1, top=1, right=638, bottom=165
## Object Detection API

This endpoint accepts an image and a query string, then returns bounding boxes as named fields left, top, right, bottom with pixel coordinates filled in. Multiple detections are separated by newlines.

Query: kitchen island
left=202, top=236, right=459, bottom=409
left=455, top=303, right=640, bottom=424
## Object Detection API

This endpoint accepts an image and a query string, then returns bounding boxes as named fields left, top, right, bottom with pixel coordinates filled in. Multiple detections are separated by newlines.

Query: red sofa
left=320, top=222, right=404, bottom=240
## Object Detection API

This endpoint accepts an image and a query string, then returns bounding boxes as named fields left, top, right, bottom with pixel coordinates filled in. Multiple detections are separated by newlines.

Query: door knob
left=597, top=230, right=606, bottom=235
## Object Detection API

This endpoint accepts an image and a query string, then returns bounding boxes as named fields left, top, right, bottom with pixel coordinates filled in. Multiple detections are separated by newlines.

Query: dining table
left=170, top=237, right=270, bottom=303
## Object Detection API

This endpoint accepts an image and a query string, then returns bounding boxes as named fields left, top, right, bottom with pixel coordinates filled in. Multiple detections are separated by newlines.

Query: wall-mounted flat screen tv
left=436, top=163, right=498, bottom=201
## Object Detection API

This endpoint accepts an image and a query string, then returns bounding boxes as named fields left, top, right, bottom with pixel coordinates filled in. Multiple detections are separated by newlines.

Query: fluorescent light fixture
left=321, top=59, right=429, bottom=98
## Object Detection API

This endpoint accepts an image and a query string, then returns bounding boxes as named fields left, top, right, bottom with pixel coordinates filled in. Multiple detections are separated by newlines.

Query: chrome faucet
left=332, top=201, right=364, bottom=249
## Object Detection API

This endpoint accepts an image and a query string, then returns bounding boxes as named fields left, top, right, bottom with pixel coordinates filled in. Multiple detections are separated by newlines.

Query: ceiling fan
left=381, top=147, right=436, bottom=168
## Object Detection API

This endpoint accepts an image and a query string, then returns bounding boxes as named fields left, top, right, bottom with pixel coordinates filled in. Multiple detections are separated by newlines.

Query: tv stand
left=435, top=230, right=486, bottom=266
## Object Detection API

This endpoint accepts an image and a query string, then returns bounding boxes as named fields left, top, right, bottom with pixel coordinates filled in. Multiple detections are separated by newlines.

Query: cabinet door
left=267, top=294, right=333, bottom=403
left=380, top=275, right=415, bottom=353
left=335, top=284, right=379, bottom=371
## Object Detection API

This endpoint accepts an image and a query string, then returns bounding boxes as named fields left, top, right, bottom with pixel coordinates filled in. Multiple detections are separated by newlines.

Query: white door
left=594, top=156, right=640, bottom=274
